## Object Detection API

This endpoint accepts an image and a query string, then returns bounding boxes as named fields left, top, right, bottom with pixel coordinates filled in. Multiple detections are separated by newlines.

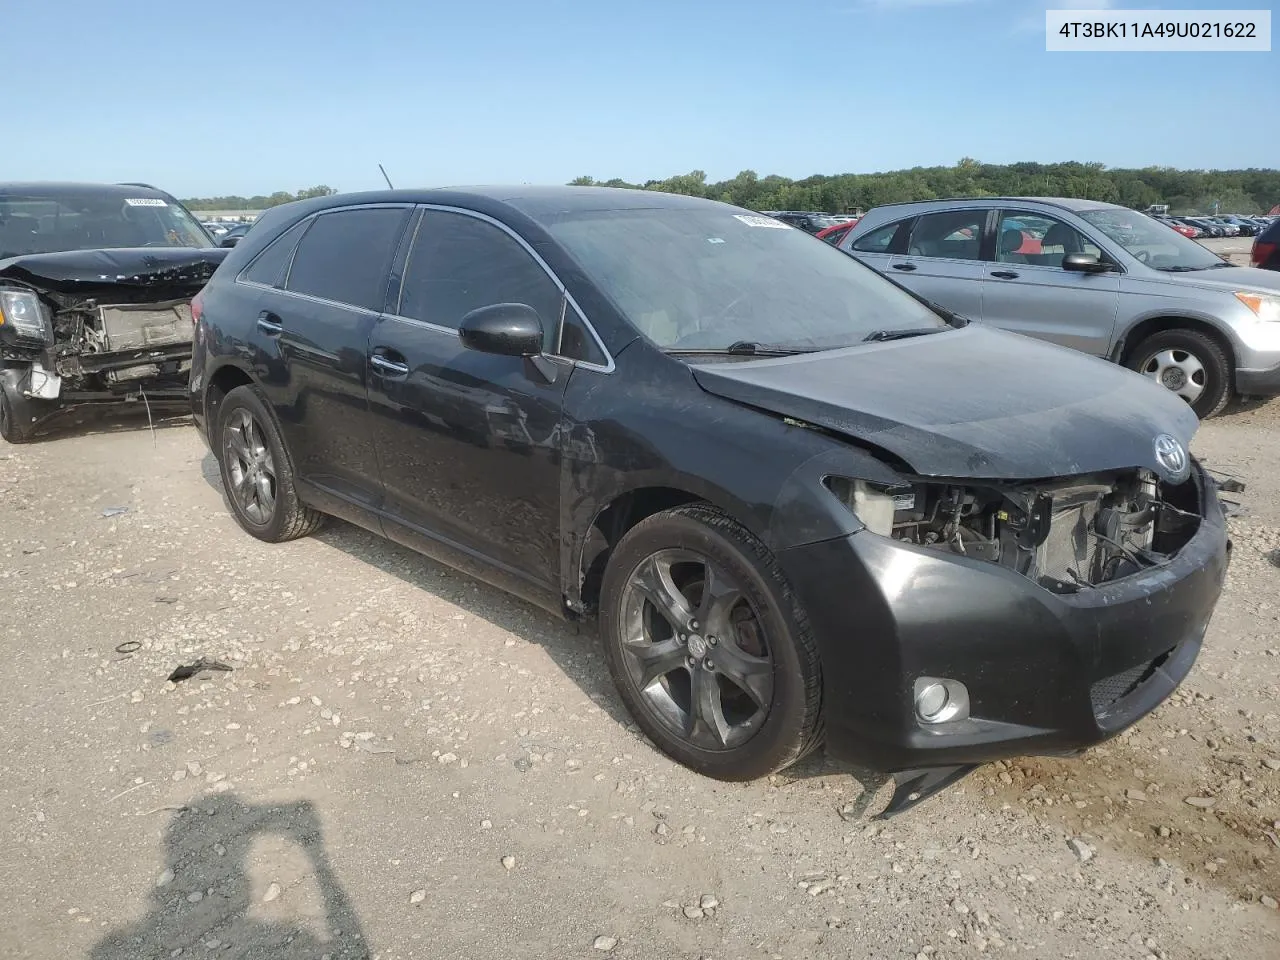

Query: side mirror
left=458, top=303, right=544, bottom=357
left=220, top=236, right=241, bottom=248
left=1062, top=252, right=1113, bottom=273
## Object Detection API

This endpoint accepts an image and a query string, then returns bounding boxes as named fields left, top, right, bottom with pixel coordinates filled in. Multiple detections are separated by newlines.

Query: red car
left=816, top=218, right=859, bottom=244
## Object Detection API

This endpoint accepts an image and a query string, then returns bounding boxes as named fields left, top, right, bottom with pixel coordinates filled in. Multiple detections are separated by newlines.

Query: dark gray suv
left=839, top=197, right=1280, bottom=418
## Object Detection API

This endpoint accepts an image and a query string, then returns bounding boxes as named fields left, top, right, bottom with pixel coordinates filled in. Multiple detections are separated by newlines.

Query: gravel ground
left=2, top=391, right=1279, bottom=960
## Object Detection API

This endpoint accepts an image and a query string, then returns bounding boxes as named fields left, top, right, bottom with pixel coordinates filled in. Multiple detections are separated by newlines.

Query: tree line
left=569, top=160, right=1280, bottom=215
left=180, top=185, right=338, bottom=211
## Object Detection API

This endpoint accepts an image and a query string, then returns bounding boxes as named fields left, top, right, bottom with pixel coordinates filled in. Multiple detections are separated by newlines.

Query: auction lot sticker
left=1046, top=9, right=1271, bottom=51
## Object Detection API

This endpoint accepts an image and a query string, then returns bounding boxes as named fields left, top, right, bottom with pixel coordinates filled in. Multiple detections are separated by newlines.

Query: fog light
left=914, top=677, right=969, bottom=724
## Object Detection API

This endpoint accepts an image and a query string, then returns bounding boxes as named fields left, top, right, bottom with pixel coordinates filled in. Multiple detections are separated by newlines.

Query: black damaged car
left=190, top=187, right=1232, bottom=815
left=0, top=182, right=228, bottom=442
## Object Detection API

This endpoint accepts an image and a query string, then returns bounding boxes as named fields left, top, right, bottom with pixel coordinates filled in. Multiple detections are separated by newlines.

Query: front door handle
left=256, top=311, right=283, bottom=336
left=890, top=262, right=917, bottom=272
left=990, top=270, right=1019, bottom=280
left=370, top=354, right=410, bottom=377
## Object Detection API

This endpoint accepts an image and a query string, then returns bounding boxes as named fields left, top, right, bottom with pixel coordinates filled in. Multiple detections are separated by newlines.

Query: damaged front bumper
left=777, top=461, right=1230, bottom=817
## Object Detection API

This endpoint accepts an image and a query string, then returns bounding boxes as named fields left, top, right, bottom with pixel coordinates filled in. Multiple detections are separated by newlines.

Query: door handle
left=370, top=354, right=410, bottom=377
left=990, top=270, right=1019, bottom=280
left=256, top=311, right=283, bottom=336
left=890, top=262, right=917, bottom=272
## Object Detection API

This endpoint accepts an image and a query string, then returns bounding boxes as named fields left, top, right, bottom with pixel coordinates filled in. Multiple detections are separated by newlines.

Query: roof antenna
left=378, top=163, right=395, bottom=189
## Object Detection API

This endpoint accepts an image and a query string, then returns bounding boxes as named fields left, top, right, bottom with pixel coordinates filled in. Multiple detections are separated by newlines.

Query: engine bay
left=829, top=469, right=1203, bottom=592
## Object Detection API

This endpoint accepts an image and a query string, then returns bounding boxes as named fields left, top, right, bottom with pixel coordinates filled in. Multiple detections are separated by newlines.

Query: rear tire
left=215, top=384, right=325, bottom=542
left=598, top=503, right=823, bottom=781
left=1126, top=328, right=1232, bottom=419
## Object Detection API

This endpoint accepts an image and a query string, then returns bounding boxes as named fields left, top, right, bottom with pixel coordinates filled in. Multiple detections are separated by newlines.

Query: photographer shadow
left=90, top=793, right=370, bottom=959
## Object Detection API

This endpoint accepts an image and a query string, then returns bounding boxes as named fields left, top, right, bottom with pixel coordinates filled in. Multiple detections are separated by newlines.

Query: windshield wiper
left=861, top=327, right=947, bottom=343
left=665, top=340, right=816, bottom=358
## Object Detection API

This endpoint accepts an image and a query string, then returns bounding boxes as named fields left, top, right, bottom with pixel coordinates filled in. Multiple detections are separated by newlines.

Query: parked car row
left=0, top=181, right=1247, bottom=817
left=1155, top=213, right=1276, bottom=239
left=200, top=219, right=257, bottom=247
left=760, top=210, right=858, bottom=235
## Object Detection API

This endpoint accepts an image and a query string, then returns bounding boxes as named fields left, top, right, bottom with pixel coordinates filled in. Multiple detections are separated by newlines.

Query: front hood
left=0, top=247, right=229, bottom=296
left=1159, top=265, right=1280, bottom=295
left=691, top=325, right=1199, bottom=482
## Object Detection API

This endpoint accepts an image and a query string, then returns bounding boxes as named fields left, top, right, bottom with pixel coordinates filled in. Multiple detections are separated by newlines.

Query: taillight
left=191, top=289, right=204, bottom=325
left=1252, top=242, right=1276, bottom=268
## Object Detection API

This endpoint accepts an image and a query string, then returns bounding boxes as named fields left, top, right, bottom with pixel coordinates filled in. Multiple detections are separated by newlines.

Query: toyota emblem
left=1154, top=434, right=1188, bottom=480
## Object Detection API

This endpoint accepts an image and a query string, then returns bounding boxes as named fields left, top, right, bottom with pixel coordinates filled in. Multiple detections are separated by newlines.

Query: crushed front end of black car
left=0, top=247, right=227, bottom=439
left=779, top=457, right=1232, bottom=817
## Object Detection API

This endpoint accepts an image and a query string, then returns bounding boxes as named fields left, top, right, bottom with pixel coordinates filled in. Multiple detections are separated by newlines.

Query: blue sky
left=6, top=0, right=1275, bottom=195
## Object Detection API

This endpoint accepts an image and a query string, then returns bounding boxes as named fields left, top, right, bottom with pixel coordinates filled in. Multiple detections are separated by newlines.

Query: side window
left=851, top=221, right=901, bottom=253
left=998, top=211, right=1101, bottom=269
left=398, top=211, right=565, bottom=352
left=907, top=210, right=987, bottom=261
left=285, top=207, right=408, bottom=311
left=241, top=220, right=307, bottom=287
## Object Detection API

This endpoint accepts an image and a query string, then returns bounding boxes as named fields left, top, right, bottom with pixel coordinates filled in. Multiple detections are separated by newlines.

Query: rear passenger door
left=256, top=204, right=411, bottom=511
left=883, top=209, right=991, bottom=320
left=979, top=209, right=1121, bottom=355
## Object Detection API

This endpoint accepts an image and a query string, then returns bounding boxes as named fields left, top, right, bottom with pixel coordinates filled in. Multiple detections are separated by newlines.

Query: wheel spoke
left=711, top=639, right=773, bottom=711
left=234, top=473, right=256, bottom=511
left=243, top=415, right=261, bottom=457
left=688, top=669, right=731, bottom=748
left=633, top=555, right=694, bottom=631
left=227, top=426, right=251, bottom=463
left=695, top=563, right=744, bottom=635
left=623, top=636, right=688, bottom=689
left=255, top=473, right=275, bottom=515
left=1176, top=351, right=1205, bottom=379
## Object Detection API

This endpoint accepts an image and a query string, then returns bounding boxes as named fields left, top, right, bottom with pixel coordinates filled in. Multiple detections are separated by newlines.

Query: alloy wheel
left=223, top=408, right=277, bottom=525
left=1138, top=348, right=1206, bottom=405
left=618, top=548, right=774, bottom=751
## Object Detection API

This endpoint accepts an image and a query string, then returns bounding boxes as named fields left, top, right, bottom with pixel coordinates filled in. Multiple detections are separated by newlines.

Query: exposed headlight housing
left=0, top=288, right=53, bottom=346
left=824, top=476, right=916, bottom=536
left=1235, top=291, right=1280, bottom=323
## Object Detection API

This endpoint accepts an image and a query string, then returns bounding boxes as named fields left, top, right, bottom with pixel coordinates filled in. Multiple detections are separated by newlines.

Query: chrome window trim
left=234, top=201, right=616, bottom=375
left=234, top=202, right=414, bottom=291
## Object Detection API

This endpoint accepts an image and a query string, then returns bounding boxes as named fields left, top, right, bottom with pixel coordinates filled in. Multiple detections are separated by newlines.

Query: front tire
left=598, top=503, right=823, bottom=781
left=1126, top=328, right=1232, bottom=419
left=215, top=384, right=325, bottom=542
left=0, top=384, right=38, bottom=444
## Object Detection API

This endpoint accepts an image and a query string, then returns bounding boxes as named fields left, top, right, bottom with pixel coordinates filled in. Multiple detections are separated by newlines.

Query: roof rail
left=117, top=181, right=158, bottom=190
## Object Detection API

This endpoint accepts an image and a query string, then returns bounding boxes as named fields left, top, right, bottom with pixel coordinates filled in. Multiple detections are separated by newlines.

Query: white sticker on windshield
left=733, top=214, right=790, bottom=229
left=707, top=237, right=725, bottom=244
left=125, top=198, right=167, bottom=207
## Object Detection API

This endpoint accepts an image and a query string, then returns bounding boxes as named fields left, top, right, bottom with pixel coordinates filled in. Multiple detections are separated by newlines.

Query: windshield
left=543, top=207, right=947, bottom=352
left=1078, top=209, right=1226, bottom=272
left=0, top=193, right=214, bottom=259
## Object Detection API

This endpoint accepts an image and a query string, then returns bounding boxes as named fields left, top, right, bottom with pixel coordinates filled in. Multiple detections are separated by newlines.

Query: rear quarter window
left=851, top=220, right=904, bottom=253
left=241, top=220, right=308, bottom=287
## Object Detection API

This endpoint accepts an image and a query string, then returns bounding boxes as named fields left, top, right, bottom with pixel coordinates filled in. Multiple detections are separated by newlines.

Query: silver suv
left=837, top=197, right=1280, bottom=417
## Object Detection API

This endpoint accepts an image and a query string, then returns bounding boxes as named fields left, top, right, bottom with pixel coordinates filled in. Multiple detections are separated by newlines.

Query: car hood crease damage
left=0, top=247, right=228, bottom=296
left=690, top=325, right=1200, bottom=483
